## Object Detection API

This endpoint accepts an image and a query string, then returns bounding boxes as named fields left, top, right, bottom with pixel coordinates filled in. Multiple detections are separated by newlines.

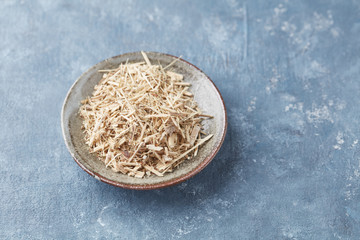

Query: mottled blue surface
left=1, top=0, right=360, bottom=239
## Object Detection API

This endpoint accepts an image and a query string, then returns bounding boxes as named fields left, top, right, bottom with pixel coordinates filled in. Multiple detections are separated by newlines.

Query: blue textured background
left=1, top=0, right=360, bottom=239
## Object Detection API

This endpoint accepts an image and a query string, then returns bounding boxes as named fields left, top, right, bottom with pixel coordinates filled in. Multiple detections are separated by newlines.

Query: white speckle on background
left=313, top=11, right=334, bottom=31
left=270, top=76, right=279, bottom=85
left=355, top=169, right=360, bottom=177
left=97, top=217, right=105, bottom=227
left=226, top=0, right=245, bottom=17
left=285, top=104, right=293, bottom=112
left=264, top=4, right=287, bottom=35
left=274, top=4, right=287, bottom=16
left=297, top=102, right=304, bottom=112
left=176, top=228, right=192, bottom=236
left=281, top=226, right=300, bottom=239
left=214, top=198, right=233, bottom=209
left=281, top=94, right=296, bottom=102
left=97, top=205, right=110, bottom=227
left=146, top=6, right=164, bottom=24
left=281, top=21, right=296, bottom=37
left=265, top=86, right=271, bottom=93
left=266, top=68, right=280, bottom=93
left=352, top=139, right=358, bottom=148
left=297, top=118, right=305, bottom=128
left=285, top=102, right=303, bottom=112
left=247, top=97, right=257, bottom=112
left=344, top=190, right=352, bottom=200
left=333, top=132, right=344, bottom=150
left=335, top=99, right=347, bottom=110
left=331, top=28, right=340, bottom=38
left=311, top=60, right=328, bottom=74
left=306, top=105, right=333, bottom=124
left=147, top=14, right=154, bottom=21
left=264, top=6, right=336, bottom=57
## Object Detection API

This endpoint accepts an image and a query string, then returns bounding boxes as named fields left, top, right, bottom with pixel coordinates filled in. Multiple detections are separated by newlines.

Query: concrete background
left=1, top=0, right=360, bottom=239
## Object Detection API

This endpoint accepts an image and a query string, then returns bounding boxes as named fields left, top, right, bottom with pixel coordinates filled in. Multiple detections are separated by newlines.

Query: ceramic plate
left=61, top=52, right=227, bottom=190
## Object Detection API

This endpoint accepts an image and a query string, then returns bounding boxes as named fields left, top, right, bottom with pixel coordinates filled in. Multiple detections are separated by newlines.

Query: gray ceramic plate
left=61, top=52, right=227, bottom=190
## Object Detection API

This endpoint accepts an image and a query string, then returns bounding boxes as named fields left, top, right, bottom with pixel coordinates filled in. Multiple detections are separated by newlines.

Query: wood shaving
left=79, top=52, right=213, bottom=178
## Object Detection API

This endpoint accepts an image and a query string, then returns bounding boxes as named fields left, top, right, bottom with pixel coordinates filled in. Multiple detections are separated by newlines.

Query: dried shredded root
left=79, top=52, right=213, bottom=178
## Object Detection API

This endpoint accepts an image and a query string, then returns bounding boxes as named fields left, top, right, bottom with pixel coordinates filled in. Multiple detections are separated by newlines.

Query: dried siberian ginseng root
left=79, top=52, right=213, bottom=178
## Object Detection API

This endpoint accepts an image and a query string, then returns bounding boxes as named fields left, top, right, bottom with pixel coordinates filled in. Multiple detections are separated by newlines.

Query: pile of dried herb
left=79, top=52, right=212, bottom=178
